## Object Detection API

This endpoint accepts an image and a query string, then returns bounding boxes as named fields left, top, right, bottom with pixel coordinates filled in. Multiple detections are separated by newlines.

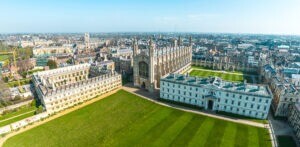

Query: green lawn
left=0, top=55, right=10, bottom=61
left=4, top=90, right=271, bottom=147
left=0, top=105, right=36, bottom=127
left=7, top=78, right=31, bottom=87
left=216, top=111, right=268, bottom=124
left=190, top=69, right=255, bottom=83
left=191, top=65, right=243, bottom=74
left=0, top=105, right=35, bottom=121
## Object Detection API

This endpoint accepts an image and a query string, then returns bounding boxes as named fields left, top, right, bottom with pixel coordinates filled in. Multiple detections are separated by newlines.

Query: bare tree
left=0, top=79, right=11, bottom=101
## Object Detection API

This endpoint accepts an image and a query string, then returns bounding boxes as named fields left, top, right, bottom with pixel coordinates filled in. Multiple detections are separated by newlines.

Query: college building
left=32, top=63, right=121, bottom=113
left=288, top=103, right=300, bottom=141
left=133, top=37, right=192, bottom=92
left=160, top=74, right=273, bottom=119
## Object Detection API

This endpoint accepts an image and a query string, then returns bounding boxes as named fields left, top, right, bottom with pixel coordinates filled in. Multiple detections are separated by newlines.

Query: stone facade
left=32, top=63, right=122, bottom=113
left=288, top=103, right=300, bottom=141
left=192, top=59, right=258, bottom=73
left=133, top=37, right=192, bottom=92
left=262, top=64, right=300, bottom=117
left=160, top=74, right=273, bottom=119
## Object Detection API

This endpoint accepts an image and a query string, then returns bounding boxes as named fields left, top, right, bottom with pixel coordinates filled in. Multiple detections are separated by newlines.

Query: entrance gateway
left=141, top=82, right=146, bottom=89
left=207, top=100, right=214, bottom=110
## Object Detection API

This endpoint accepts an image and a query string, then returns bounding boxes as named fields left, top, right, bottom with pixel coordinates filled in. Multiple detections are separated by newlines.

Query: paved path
left=122, top=84, right=265, bottom=128
left=0, top=88, right=121, bottom=146
left=0, top=110, right=35, bottom=123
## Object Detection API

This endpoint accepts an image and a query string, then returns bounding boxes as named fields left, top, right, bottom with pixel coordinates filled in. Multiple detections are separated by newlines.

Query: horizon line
left=0, top=31, right=300, bottom=36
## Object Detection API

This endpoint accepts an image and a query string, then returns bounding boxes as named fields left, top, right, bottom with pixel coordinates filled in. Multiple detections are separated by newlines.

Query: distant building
left=160, top=74, right=273, bottom=119
left=89, top=60, right=115, bottom=76
left=248, top=56, right=259, bottom=66
left=110, top=47, right=133, bottom=59
left=262, top=65, right=300, bottom=117
left=33, top=39, right=54, bottom=46
left=20, top=41, right=34, bottom=48
left=112, top=57, right=133, bottom=75
left=238, top=43, right=253, bottom=49
left=84, top=33, right=90, bottom=52
left=32, top=63, right=121, bottom=113
left=33, top=44, right=74, bottom=57
left=291, top=74, right=300, bottom=87
left=35, top=55, right=49, bottom=67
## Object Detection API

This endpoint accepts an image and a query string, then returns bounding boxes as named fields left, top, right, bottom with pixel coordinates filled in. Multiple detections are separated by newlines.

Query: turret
left=178, top=36, right=182, bottom=46
left=149, top=38, right=154, bottom=57
left=189, top=36, right=192, bottom=47
left=133, top=37, right=139, bottom=57
left=173, top=39, right=178, bottom=48
left=148, top=37, right=155, bottom=92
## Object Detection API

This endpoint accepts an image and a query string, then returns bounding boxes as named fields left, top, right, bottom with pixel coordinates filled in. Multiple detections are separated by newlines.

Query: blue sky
left=0, top=0, right=300, bottom=34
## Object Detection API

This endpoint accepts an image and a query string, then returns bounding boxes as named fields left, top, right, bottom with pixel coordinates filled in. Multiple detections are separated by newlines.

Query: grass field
left=0, top=55, right=10, bottom=61
left=0, top=105, right=36, bottom=127
left=189, top=68, right=255, bottom=83
left=7, top=78, right=31, bottom=87
left=4, top=90, right=271, bottom=147
left=216, top=111, right=268, bottom=124
left=191, top=65, right=244, bottom=74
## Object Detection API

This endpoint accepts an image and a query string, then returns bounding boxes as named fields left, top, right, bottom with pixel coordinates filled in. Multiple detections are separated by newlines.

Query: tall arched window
left=139, top=61, right=148, bottom=78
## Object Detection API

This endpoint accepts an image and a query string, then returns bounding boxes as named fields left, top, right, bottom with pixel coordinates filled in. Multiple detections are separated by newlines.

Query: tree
left=17, top=59, right=33, bottom=77
left=35, top=105, right=44, bottom=114
left=0, top=80, right=10, bottom=101
left=2, top=76, right=9, bottom=82
left=47, top=60, right=57, bottom=69
left=66, top=58, right=73, bottom=64
left=13, top=95, right=22, bottom=101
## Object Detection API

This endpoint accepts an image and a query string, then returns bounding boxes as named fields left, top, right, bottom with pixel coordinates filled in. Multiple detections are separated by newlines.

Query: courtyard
left=189, top=66, right=258, bottom=83
left=4, top=90, right=271, bottom=147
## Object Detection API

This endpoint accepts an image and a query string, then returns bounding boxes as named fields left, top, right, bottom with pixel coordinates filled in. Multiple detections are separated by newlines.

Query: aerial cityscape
left=0, top=0, right=299, bottom=147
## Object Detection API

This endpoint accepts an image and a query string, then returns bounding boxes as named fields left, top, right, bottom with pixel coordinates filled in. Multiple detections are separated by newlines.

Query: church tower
left=84, top=33, right=90, bottom=52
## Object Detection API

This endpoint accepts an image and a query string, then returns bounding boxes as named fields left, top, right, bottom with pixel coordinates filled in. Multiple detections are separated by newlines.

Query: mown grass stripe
left=135, top=110, right=185, bottom=146
left=257, top=128, right=272, bottom=147
left=188, top=117, right=215, bottom=147
left=248, top=126, right=259, bottom=147
left=98, top=104, right=162, bottom=145
left=170, top=115, right=205, bottom=147
left=204, top=120, right=227, bottom=147
left=150, top=113, right=194, bottom=147
left=111, top=108, right=173, bottom=146
left=234, top=124, right=249, bottom=147
left=220, top=122, right=237, bottom=147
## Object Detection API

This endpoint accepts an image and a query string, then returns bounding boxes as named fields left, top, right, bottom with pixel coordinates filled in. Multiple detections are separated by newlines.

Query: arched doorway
left=208, top=100, right=214, bottom=110
left=141, top=82, right=146, bottom=89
